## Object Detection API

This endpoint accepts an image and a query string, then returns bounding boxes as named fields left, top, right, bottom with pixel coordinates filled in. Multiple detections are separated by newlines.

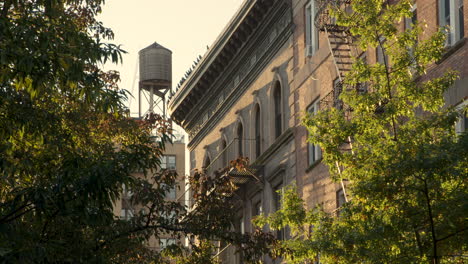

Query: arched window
left=273, top=81, right=282, bottom=138
left=237, top=122, right=243, bottom=157
left=254, top=104, right=261, bottom=158
left=220, top=138, right=227, bottom=167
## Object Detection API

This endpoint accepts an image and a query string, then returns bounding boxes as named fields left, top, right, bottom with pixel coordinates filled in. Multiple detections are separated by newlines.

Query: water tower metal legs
left=149, top=86, right=154, bottom=113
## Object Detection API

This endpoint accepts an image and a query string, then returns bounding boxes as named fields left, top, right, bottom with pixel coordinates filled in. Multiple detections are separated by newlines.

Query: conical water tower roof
left=140, top=42, right=172, bottom=53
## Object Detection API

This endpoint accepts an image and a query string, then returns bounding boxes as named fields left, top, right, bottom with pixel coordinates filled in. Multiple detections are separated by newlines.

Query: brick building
left=168, top=0, right=467, bottom=263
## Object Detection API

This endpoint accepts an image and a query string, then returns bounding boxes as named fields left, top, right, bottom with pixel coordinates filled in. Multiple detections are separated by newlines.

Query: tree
left=256, top=0, right=467, bottom=263
left=0, top=1, right=271, bottom=263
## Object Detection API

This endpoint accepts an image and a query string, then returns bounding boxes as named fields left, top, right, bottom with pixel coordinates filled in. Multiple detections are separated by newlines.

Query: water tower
left=138, top=42, right=172, bottom=118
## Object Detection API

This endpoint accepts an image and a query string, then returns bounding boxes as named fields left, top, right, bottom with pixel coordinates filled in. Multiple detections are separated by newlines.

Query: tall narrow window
left=405, top=4, right=418, bottom=30
left=273, top=183, right=285, bottom=240
left=459, top=0, right=465, bottom=40
left=254, top=104, right=261, bottom=158
left=376, top=37, right=388, bottom=65
left=307, top=100, right=322, bottom=165
left=455, top=100, right=468, bottom=134
left=405, top=5, right=418, bottom=71
left=336, top=188, right=346, bottom=217
left=439, top=0, right=465, bottom=46
left=220, top=138, right=227, bottom=167
left=253, top=201, right=263, bottom=217
left=274, top=82, right=282, bottom=138
left=203, top=156, right=211, bottom=169
left=305, top=0, right=319, bottom=56
left=237, top=123, right=243, bottom=157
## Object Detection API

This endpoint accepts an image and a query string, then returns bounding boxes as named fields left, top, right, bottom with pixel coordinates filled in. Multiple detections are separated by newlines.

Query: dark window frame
left=273, top=82, right=283, bottom=138
left=254, top=104, right=262, bottom=158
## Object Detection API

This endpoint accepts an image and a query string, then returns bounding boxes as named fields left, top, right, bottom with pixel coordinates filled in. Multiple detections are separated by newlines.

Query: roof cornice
left=168, top=0, right=275, bottom=125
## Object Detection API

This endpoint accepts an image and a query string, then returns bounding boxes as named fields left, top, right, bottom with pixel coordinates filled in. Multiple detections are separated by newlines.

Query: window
left=404, top=5, right=418, bottom=71
left=252, top=200, right=262, bottom=231
left=253, top=201, right=263, bottom=217
left=122, top=184, right=133, bottom=198
left=273, top=183, right=285, bottom=240
left=203, top=155, right=211, bottom=169
left=336, top=188, right=347, bottom=217
left=405, top=4, right=418, bottom=30
left=455, top=100, right=468, bottom=134
left=121, top=184, right=134, bottom=220
left=160, top=210, right=176, bottom=221
left=376, top=37, right=388, bottom=65
left=439, top=0, right=465, bottom=46
left=162, top=183, right=176, bottom=200
left=240, top=215, right=245, bottom=235
left=120, top=208, right=134, bottom=220
left=307, top=100, right=322, bottom=165
left=160, top=155, right=176, bottom=170
left=273, top=82, right=283, bottom=138
left=237, top=122, right=244, bottom=157
left=159, top=238, right=176, bottom=250
left=220, top=138, right=227, bottom=167
left=305, top=0, right=319, bottom=56
left=336, top=188, right=346, bottom=209
left=254, top=104, right=262, bottom=158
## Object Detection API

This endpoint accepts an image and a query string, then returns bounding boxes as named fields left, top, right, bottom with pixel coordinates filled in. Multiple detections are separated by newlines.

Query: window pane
left=307, top=101, right=321, bottom=165
left=240, top=216, right=245, bottom=234
left=337, top=189, right=346, bottom=208
left=255, top=106, right=261, bottom=158
left=238, top=123, right=243, bottom=156
left=253, top=201, right=262, bottom=216
left=159, top=239, right=167, bottom=249
left=168, top=156, right=176, bottom=170
left=459, top=0, right=464, bottom=39
left=274, top=83, right=282, bottom=138
left=221, top=139, right=227, bottom=167
left=167, top=185, right=176, bottom=200
left=305, top=4, right=312, bottom=47
left=168, top=239, right=176, bottom=246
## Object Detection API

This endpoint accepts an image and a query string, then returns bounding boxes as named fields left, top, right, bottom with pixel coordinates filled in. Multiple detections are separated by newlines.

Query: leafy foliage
left=0, top=1, right=272, bottom=263
left=256, top=0, right=468, bottom=263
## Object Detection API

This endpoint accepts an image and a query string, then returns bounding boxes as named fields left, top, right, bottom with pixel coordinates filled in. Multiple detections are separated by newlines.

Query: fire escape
left=315, top=0, right=356, bottom=203
left=316, top=0, right=355, bottom=112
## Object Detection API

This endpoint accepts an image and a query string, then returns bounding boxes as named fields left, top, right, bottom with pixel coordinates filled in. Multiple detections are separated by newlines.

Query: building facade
left=113, top=137, right=186, bottom=252
left=169, top=0, right=467, bottom=263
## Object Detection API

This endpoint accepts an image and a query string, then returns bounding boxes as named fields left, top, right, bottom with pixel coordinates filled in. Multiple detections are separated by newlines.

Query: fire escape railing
left=315, top=0, right=356, bottom=113
left=315, top=0, right=357, bottom=203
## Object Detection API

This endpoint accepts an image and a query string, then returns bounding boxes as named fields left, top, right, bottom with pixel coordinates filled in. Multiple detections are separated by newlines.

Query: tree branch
left=377, top=33, right=398, bottom=141
left=436, top=227, right=468, bottom=243
left=423, top=178, right=439, bottom=264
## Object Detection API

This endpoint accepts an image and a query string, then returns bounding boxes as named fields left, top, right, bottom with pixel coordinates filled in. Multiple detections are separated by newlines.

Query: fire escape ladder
left=316, top=0, right=355, bottom=203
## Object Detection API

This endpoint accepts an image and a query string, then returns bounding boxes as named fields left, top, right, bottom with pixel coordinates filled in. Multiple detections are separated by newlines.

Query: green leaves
left=296, top=0, right=468, bottom=263
left=0, top=1, right=185, bottom=263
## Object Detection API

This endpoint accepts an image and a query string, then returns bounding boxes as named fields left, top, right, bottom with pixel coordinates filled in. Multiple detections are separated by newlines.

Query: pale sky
left=98, top=0, right=244, bottom=115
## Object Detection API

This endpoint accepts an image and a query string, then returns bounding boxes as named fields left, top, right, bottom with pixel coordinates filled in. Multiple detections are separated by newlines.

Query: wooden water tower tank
left=138, top=42, right=172, bottom=117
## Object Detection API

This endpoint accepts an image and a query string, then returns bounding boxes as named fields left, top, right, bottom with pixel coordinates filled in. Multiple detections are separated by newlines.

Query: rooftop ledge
left=168, top=0, right=275, bottom=127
